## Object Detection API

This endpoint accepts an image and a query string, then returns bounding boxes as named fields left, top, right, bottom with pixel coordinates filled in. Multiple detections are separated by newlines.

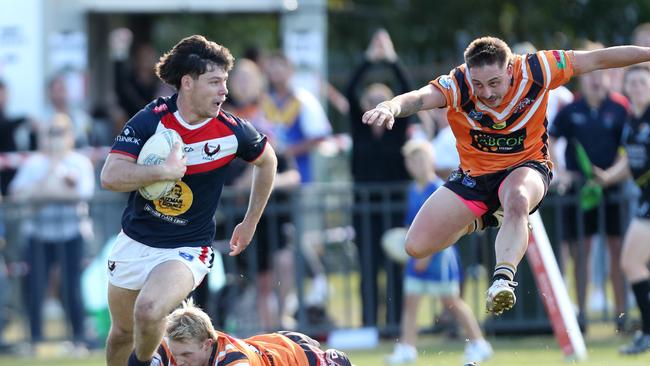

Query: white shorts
left=107, top=231, right=214, bottom=291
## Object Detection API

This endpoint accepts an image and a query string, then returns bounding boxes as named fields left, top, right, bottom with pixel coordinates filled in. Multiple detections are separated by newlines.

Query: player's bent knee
left=405, top=238, right=434, bottom=259
left=133, top=298, right=167, bottom=325
left=107, top=325, right=133, bottom=346
left=503, top=190, right=529, bottom=218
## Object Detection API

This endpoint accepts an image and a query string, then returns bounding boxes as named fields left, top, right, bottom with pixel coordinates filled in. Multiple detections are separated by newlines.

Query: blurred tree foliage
left=328, top=0, right=650, bottom=84
left=152, top=13, right=280, bottom=60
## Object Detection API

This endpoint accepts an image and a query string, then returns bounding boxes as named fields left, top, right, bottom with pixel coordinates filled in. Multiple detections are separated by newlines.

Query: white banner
left=0, top=0, right=44, bottom=118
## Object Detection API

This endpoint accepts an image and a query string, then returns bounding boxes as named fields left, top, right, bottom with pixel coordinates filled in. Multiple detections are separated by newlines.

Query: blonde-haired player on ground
left=147, top=299, right=353, bottom=366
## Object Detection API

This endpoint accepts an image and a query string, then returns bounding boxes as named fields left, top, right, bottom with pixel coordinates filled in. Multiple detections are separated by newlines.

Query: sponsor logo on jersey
left=461, top=175, right=476, bottom=188
left=183, top=146, right=195, bottom=153
left=144, top=204, right=189, bottom=225
left=513, top=97, right=532, bottom=114
left=154, top=181, right=193, bottom=216
left=470, top=129, right=526, bottom=154
left=468, top=109, right=484, bottom=120
left=449, top=170, right=462, bottom=181
left=115, top=126, right=141, bottom=145
left=178, top=252, right=194, bottom=261
left=438, top=75, right=453, bottom=89
left=153, top=104, right=168, bottom=114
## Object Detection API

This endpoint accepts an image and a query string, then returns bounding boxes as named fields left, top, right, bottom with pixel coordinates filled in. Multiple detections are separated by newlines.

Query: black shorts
left=443, top=160, right=552, bottom=216
left=561, top=184, right=625, bottom=240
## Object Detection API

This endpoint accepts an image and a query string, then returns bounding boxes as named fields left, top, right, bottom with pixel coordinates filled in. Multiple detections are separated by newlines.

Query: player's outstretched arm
left=362, top=84, right=446, bottom=130
left=573, top=46, right=650, bottom=75
left=229, top=144, right=278, bottom=256
left=100, top=143, right=186, bottom=192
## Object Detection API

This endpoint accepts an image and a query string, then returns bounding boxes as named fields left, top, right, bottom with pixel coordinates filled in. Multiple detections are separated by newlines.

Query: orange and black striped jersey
left=204, top=332, right=309, bottom=366
left=430, top=50, right=575, bottom=176
left=157, top=332, right=309, bottom=366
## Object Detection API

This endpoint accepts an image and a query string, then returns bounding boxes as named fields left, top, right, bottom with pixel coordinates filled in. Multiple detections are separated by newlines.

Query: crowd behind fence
left=0, top=181, right=640, bottom=346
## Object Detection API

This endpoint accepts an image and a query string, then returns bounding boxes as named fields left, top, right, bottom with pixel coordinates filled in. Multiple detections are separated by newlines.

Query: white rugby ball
left=381, top=227, right=410, bottom=264
left=136, top=129, right=184, bottom=200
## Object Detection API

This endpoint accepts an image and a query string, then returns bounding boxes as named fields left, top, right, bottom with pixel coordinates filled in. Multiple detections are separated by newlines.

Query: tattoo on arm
left=394, top=93, right=423, bottom=118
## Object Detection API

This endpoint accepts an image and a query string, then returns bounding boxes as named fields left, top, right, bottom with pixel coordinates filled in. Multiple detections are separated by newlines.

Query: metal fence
left=0, top=180, right=640, bottom=345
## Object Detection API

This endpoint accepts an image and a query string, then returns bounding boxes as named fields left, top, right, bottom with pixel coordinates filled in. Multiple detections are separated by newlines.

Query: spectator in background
left=261, top=52, right=332, bottom=183
left=428, top=108, right=460, bottom=180
left=9, top=113, right=95, bottom=353
left=346, top=29, right=412, bottom=329
left=226, top=58, right=302, bottom=331
left=0, top=80, right=38, bottom=195
left=616, top=65, right=650, bottom=355
left=549, top=41, right=628, bottom=332
left=109, top=28, right=172, bottom=119
left=385, top=140, right=492, bottom=365
left=43, top=75, right=92, bottom=147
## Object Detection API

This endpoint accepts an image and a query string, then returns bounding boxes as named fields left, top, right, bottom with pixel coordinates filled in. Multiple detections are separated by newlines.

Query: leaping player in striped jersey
left=363, top=36, right=650, bottom=315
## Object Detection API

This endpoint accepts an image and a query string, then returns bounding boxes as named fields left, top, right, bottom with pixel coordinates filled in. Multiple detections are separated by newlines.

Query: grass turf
left=1, top=323, right=649, bottom=366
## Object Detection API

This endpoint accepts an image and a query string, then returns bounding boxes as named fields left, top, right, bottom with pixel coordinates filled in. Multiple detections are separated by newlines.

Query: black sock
left=128, top=351, right=151, bottom=366
left=632, top=279, right=650, bottom=334
left=492, top=262, right=515, bottom=282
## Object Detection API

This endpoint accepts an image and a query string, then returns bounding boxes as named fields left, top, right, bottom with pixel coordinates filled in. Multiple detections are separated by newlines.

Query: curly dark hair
left=155, top=35, right=235, bottom=89
left=464, top=36, right=512, bottom=69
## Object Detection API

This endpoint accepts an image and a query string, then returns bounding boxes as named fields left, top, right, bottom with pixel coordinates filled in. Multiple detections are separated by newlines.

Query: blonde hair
left=401, top=139, right=434, bottom=158
left=166, top=299, right=218, bottom=343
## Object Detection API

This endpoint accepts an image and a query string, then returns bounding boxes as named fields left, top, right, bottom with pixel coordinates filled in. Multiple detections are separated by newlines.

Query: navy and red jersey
left=549, top=92, right=629, bottom=173
left=110, top=94, right=267, bottom=248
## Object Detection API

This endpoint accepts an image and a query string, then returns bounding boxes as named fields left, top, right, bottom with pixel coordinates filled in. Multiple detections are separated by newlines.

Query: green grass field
left=1, top=323, right=649, bottom=366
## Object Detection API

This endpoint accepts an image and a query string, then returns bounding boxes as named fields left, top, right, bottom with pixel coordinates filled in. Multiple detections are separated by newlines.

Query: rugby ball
left=381, top=227, right=410, bottom=264
left=136, top=129, right=184, bottom=200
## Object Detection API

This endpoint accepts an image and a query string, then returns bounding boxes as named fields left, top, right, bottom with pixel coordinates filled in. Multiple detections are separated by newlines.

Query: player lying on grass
left=129, top=300, right=352, bottom=366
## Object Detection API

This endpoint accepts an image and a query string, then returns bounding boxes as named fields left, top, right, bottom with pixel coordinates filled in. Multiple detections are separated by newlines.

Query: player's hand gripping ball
left=136, top=129, right=184, bottom=200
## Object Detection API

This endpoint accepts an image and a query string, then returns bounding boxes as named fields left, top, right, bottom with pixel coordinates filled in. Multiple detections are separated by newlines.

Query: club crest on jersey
left=438, top=75, right=453, bottom=89
left=202, top=143, right=221, bottom=160
left=468, top=109, right=483, bottom=120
